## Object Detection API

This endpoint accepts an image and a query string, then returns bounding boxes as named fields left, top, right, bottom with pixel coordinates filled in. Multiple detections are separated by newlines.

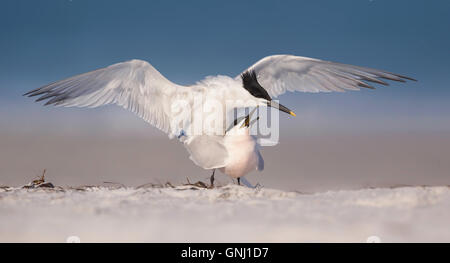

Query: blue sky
left=1, top=0, right=449, bottom=133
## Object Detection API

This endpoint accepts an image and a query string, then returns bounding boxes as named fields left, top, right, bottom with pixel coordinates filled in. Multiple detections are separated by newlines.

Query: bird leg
left=237, top=177, right=241, bottom=186
left=209, top=169, right=216, bottom=188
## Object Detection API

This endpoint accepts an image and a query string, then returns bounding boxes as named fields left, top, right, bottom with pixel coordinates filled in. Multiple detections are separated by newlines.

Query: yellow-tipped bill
left=268, top=101, right=295, bottom=117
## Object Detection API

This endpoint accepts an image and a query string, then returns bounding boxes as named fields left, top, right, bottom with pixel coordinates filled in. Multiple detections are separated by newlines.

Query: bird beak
left=240, top=115, right=250, bottom=128
left=240, top=115, right=260, bottom=128
left=268, top=101, right=296, bottom=117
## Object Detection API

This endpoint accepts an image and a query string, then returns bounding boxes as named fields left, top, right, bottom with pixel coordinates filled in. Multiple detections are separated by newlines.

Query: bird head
left=241, top=70, right=296, bottom=117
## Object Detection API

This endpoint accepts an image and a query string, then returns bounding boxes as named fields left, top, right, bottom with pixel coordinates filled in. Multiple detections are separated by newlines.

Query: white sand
left=1, top=185, right=449, bottom=242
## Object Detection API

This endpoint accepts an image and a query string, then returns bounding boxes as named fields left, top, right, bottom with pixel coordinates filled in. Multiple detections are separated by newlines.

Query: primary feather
left=25, top=59, right=190, bottom=136
left=239, top=55, right=415, bottom=97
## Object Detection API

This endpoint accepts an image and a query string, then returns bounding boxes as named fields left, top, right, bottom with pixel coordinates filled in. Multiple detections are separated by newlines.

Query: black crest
left=241, top=70, right=271, bottom=101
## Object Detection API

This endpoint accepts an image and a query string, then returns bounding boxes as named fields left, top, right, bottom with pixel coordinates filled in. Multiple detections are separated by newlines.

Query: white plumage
left=241, top=55, right=414, bottom=96
left=218, top=117, right=264, bottom=179
left=25, top=55, right=415, bottom=186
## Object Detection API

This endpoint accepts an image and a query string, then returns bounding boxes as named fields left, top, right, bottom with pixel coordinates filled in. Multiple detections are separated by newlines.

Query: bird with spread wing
left=25, top=55, right=415, bottom=187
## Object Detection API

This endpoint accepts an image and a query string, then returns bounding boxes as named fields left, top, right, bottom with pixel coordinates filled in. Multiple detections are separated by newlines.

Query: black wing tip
left=35, top=96, right=49, bottom=102
left=400, top=75, right=418, bottom=82
left=360, top=83, right=376, bottom=90
left=366, top=74, right=417, bottom=88
left=372, top=71, right=417, bottom=84
left=24, top=86, right=49, bottom=97
left=23, top=89, right=39, bottom=97
left=386, top=72, right=417, bottom=82
left=43, top=100, right=54, bottom=106
left=23, top=87, right=55, bottom=106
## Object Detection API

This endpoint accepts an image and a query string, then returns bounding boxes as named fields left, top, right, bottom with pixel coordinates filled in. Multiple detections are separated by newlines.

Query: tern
left=24, top=55, right=415, bottom=187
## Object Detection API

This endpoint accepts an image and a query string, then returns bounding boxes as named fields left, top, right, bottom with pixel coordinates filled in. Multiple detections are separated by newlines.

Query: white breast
left=219, top=129, right=262, bottom=178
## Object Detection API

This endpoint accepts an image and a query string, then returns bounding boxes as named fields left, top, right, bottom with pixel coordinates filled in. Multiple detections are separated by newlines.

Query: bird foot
left=238, top=177, right=260, bottom=189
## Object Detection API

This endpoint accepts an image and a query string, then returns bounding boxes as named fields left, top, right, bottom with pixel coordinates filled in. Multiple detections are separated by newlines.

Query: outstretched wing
left=25, top=59, right=190, bottom=136
left=238, top=55, right=416, bottom=98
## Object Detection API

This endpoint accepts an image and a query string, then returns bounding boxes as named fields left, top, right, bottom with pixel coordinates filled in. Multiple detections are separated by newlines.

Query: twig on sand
left=165, top=182, right=175, bottom=188
left=33, top=169, right=46, bottom=185
left=23, top=169, right=54, bottom=189
left=136, top=182, right=163, bottom=189
left=136, top=181, right=175, bottom=189
left=183, top=177, right=209, bottom=189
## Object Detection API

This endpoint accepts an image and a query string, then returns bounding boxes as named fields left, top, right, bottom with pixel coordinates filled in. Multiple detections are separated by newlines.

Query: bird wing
left=238, top=55, right=416, bottom=98
left=25, top=59, right=190, bottom=136
left=183, top=135, right=228, bottom=169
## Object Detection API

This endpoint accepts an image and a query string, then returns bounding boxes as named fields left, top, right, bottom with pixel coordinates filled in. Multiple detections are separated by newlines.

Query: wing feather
left=25, top=59, right=190, bottom=136
left=184, top=135, right=228, bottom=169
left=239, top=55, right=415, bottom=98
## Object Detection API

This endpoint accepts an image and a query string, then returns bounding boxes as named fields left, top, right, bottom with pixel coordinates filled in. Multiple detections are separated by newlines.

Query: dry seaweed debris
left=182, top=177, right=210, bottom=189
left=136, top=181, right=176, bottom=189
left=0, top=185, right=12, bottom=191
left=136, top=177, right=211, bottom=191
left=22, top=169, right=55, bottom=189
left=102, top=181, right=126, bottom=189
